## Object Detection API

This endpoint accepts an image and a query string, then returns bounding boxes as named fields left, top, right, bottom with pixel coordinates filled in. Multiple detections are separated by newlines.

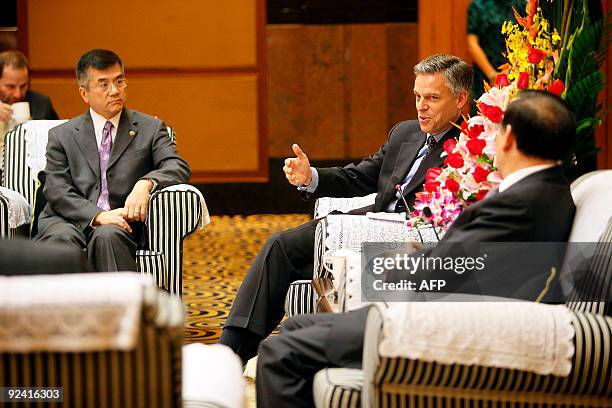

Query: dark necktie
left=426, top=134, right=437, bottom=153
left=96, top=121, right=113, bottom=211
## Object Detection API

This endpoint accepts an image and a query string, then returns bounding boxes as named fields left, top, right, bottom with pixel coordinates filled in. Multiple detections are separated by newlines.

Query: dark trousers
left=36, top=219, right=139, bottom=272
left=0, top=238, right=90, bottom=275
left=256, top=308, right=369, bottom=408
left=223, top=219, right=319, bottom=355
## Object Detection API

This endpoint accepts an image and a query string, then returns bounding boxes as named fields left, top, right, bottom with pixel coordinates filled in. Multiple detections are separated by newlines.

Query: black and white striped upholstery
left=285, top=279, right=317, bottom=318
left=0, top=193, right=10, bottom=238
left=0, top=122, right=207, bottom=297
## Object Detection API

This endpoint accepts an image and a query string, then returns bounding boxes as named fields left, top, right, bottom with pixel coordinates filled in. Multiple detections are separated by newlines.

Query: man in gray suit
left=36, top=49, right=191, bottom=272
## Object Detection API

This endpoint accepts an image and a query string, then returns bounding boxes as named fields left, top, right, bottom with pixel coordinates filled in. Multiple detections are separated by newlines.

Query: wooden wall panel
left=418, top=0, right=470, bottom=60
left=267, top=23, right=418, bottom=160
left=31, top=75, right=259, bottom=173
left=23, top=0, right=267, bottom=183
left=26, top=0, right=256, bottom=69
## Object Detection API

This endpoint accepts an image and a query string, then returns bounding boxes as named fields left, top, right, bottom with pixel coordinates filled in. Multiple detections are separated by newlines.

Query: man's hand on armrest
left=93, top=208, right=132, bottom=233
left=123, top=179, right=154, bottom=222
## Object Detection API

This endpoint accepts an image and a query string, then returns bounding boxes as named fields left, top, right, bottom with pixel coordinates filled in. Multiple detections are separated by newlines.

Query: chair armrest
left=314, top=193, right=377, bottom=219
left=362, top=305, right=384, bottom=408
left=182, top=344, right=245, bottom=408
left=369, top=308, right=612, bottom=400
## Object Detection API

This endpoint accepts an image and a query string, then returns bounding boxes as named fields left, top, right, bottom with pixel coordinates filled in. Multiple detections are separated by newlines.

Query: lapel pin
left=129, top=130, right=137, bottom=137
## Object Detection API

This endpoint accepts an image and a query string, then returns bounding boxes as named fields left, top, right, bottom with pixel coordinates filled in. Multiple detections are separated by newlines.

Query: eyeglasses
left=90, top=78, right=128, bottom=93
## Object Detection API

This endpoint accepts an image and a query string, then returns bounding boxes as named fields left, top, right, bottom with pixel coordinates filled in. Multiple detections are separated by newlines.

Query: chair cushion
left=313, top=368, right=362, bottom=408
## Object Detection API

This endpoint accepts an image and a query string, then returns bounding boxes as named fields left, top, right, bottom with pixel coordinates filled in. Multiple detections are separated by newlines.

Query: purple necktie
left=96, top=121, right=113, bottom=211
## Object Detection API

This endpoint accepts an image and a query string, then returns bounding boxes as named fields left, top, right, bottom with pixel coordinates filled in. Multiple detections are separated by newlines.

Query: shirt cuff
left=297, top=168, right=319, bottom=193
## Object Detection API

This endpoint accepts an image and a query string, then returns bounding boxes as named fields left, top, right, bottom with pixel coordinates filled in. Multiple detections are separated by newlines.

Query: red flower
left=476, top=189, right=489, bottom=201
left=445, top=178, right=460, bottom=193
left=528, top=46, right=546, bottom=64
left=444, top=153, right=464, bottom=168
left=426, top=167, right=442, bottom=182
left=479, top=103, right=504, bottom=123
left=466, top=124, right=485, bottom=139
left=466, top=138, right=487, bottom=156
left=517, top=72, right=530, bottom=89
left=472, top=165, right=490, bottom=183
left=424, top=180, right=440, bottom=193
left=461, top=121, right=469, bottom=134
left=443, top=139, right=457, bottom=154
left=495, top=74, right=509, bottom=87
left=549, top=79, right=565, bottom=96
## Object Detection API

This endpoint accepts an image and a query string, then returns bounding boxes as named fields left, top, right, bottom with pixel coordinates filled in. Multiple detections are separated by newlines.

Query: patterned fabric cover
left=0, top=279, right=184, bottom=407
left=0, top=122, right=206, bottom=296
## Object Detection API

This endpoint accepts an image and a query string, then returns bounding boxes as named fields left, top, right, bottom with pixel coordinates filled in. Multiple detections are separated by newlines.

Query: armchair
left=312, top=170, right=612, bottom=408
left=0, top=121, right=209, bottom=296
left=0, top=272, right=244, bottom=408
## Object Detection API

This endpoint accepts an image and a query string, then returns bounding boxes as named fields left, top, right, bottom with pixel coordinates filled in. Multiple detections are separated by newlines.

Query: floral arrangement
left=408, top=0, right=564, bottom=229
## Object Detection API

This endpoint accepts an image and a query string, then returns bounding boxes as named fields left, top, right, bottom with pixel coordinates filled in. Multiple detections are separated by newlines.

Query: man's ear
left=501, top=124, right=515, bottom=152
left=456, top=89, right=468, bottom=111
left=78, top=86, right=89, bottom=104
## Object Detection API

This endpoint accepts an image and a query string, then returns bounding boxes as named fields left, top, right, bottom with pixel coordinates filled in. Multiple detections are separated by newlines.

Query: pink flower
left=495, top=74, right=509, bottom=87
left=479, top=103, right=504, bottom=123
left=517, top=72, right=530, bottom=89
left=472, top=165, right=490, bottom=183
left=466, top=138, right=487, bottom=156
left=443, top=139, right=457, bottom=154
left=445, top=178, right=460, bottom=193
left=444, top=153, right=464, bottom=168
left=549, top=79, right=565, bottom=96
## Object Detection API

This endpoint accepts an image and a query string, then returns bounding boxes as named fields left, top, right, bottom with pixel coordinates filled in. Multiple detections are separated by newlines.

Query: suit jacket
left=25, top=90, right=59, bottom=120
left=39, top=108, right=191, bottom=233
left=311, top=120, right=462, bottom=212
left=326, top=166, right=576, bottom=367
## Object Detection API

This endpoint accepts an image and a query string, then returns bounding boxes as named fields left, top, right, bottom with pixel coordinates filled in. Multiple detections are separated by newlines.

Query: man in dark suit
left=0, top=50, right=59, bottom=123
left=35, top=49, right=191, bottom=272
left=256, top=90, right=577, bottom=408
left=219, top=54, right=473, bottom=362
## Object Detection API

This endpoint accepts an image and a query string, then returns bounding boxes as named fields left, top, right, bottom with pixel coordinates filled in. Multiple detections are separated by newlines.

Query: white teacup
left=11, top=101, right=30, bottom=125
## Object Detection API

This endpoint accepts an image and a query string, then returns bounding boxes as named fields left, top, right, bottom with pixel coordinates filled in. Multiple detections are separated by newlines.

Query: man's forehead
left=1, top=66, right=29, bottom=82
left=414, top=73, right=451, bottom=93
left=88, top=65, right=124, bottom=81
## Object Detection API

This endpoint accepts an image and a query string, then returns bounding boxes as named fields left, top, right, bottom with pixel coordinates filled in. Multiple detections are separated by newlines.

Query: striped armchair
left=0, top=121, right=209, bottom=296
left=313, top=170, right=612, bottom=408
left=0, top=273, right=244, bottom=408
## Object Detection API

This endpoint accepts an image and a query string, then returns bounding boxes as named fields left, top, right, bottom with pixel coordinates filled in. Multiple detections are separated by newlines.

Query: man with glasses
left=35, top=49, right=191, bottom=272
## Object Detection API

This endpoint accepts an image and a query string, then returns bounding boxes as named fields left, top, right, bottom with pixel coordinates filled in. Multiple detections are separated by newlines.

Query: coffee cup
left=11, top=101, right=30, bottom=125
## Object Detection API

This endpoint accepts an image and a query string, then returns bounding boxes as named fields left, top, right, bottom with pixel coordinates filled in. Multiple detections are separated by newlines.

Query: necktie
left=426, top=134, right=437, bottom=153
left=96, top=121, right=113, bottom=211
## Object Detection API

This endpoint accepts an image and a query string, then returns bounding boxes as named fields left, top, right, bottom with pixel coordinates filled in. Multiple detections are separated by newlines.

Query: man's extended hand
left=93, top=208, right=133, bottom=233
left=283, top=144, right=312, bottom=187
left=0, top=102, right=12, bottom=123
left=123, top=179, right=154, bottom=222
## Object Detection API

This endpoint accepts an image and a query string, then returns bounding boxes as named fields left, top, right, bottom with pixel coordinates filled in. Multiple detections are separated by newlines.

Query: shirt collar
left=499, top=164, right=556, bottom=192
left=89, top=108, right=121, bottom=131
left=427, top=126, right=451, bottom=144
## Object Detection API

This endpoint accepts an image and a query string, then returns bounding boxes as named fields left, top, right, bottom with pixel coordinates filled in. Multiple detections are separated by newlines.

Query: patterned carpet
left=182, top=214, right=310, bottom=344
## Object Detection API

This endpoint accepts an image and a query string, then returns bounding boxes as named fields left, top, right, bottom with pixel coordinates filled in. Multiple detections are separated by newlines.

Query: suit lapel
left=73, top=112, right=100, bottom=179
left=380, top=138, right=425, bottom=206
left=108, top=109, right=137, bottom=170
left=402, top=120, right=462, bottom=196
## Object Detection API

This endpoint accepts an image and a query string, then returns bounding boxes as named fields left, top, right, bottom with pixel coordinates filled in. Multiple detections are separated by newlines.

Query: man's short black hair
left=502, top=90, right=576, bottom=161
left=76, top=49, right=124, bottom=88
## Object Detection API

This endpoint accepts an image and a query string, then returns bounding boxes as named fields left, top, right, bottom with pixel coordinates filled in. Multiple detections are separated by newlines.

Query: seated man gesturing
left=220, top=54, right=473, bottom=363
